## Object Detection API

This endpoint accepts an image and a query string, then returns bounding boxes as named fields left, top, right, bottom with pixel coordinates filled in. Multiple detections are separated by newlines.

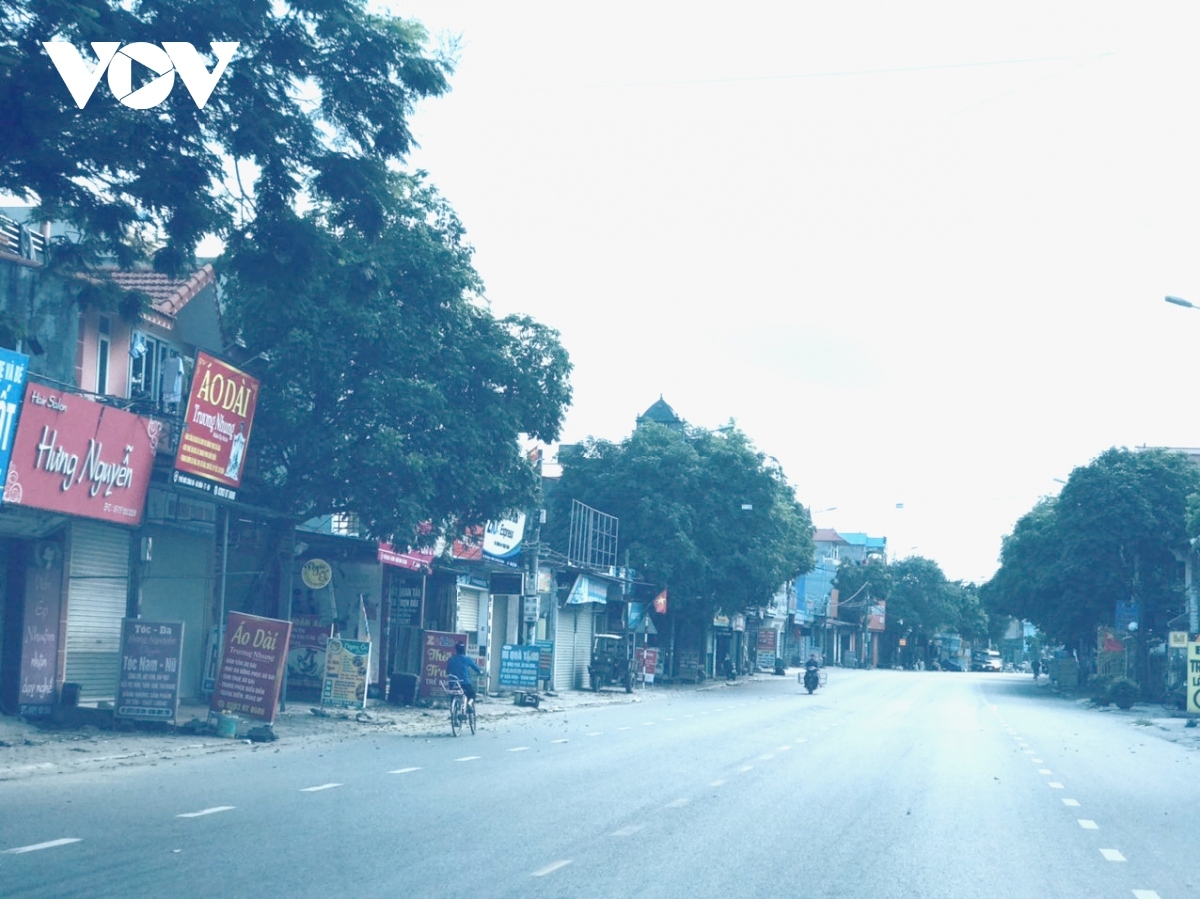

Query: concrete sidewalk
left=0, top=675, right=755, bottom=782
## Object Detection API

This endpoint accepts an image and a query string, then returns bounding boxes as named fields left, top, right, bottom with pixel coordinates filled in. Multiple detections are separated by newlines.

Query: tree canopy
left=224, top=175, right=573, bottom=542
left=546, top=422, right=814, bottom=628
left=1, top=0, right=451, bottom=271
left=982, top=447, right=1199, bottom=648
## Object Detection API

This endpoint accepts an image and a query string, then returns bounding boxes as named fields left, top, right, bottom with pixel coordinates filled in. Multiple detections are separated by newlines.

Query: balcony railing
left=0, top=214, right=48, bottom=265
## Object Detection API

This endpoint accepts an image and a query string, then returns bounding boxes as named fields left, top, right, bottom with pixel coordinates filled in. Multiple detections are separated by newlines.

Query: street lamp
left=1165, top=295, right=1199, bottom=310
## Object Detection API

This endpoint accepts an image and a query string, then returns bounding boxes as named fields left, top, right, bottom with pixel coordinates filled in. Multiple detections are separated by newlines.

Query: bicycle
left=443, top=675, right=476, bottom=736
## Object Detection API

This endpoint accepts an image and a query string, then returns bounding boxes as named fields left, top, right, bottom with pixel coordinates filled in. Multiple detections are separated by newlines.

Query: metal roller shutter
left=457, top=587, right=480, bottom=635
left=65, top=521, right=130, bottom=703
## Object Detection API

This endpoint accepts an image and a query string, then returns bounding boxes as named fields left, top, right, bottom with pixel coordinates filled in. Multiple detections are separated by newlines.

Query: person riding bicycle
left=447, top=642, right=482, bottom=709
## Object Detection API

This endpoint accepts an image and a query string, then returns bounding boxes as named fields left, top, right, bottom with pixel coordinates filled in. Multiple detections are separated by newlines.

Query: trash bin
left=60, top=683, right=81, bottom=707
left=389, top=672, right=418, bottom=705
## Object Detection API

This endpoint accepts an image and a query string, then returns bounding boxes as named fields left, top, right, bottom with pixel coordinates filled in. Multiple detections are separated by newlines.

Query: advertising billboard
left=173, top=351, right=259, bottom=501
left=4, top=381, right=157, bottom=525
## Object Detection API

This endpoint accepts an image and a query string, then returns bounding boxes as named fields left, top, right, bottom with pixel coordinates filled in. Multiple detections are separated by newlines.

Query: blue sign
left=0, top=347, right=28, bottom=487
left=498, top=643, right=539, bottom=689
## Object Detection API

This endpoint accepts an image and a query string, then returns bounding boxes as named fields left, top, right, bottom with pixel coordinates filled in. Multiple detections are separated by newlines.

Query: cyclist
left=446, top=642, right=482, bottom=711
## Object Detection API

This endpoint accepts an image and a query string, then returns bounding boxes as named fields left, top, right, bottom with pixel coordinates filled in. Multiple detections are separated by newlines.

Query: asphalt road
left=2, top=669, right=1196, bottom=899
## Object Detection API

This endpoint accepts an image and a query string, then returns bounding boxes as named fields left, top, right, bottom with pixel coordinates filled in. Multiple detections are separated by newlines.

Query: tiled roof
left=102, top=264, right=215, bottom=319
left=813, top=528, right=847, bottom=544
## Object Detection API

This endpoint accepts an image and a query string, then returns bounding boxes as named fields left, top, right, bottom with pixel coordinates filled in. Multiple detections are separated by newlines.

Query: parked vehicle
left=588, top=633, right=634, bottom=693
left=972, top=649, right=1002, bottom=672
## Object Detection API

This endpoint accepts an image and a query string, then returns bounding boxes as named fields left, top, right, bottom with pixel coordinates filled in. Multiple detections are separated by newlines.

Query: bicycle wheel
left=467, top=701, right=476, bottom=735
left=450, top=697, right=462, bottom=736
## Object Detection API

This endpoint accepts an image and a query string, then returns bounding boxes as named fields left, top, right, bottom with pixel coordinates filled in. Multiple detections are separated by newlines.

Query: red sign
left=174, top=352, right=259, bottom=491
left=4, top=382, right=157, bottom=525
left=210, top=612, right=292, bottom=723
left=378, top=541, right=434, bottom=571
left=418, top=630, right=467, bottom=699
left=756, top=628, right=777, bottom=653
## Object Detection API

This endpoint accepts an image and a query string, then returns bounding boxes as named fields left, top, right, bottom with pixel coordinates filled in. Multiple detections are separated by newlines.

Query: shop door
left=65, top=522, right=130, bottom=703
left=139, top=527, right=210, bottom=699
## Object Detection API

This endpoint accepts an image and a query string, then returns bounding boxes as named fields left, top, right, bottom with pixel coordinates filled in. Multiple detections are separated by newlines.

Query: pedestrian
left=1031, top=657, right=1041, bottom=680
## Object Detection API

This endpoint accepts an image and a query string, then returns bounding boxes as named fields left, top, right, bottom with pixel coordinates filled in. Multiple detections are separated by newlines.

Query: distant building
left=636, top=396, right=685, bottom=432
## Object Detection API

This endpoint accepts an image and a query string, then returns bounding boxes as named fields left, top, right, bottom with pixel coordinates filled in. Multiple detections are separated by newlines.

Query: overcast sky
left=378, top=1, right=1200, bottom=584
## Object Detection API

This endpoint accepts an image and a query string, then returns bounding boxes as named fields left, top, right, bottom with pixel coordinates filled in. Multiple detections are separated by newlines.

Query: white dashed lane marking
left=388, top=767, right=420, bottom=774
left=1038, top=769, right=1052, bottom=774
left=1047, top=782, right=1064, bottom=789
left=551, top=739, right=569, bottom=744
left=1132, top=891, right=1162, bottom=898
left=710, top=780, right=726, bottom=787
left=739, top=765, right=754, bottom=773
left=1100, top=849, right=1127, bottom=862
left=176, top=806, right=235, bottom=818
left=507, top=747, right=530, bottom=752
left=1078, top=820, right=1099, bottom=830
left=587, top=732, right=602, bottom=737
left=612, top=825, right=645, bottom=837
left=532, top=860, right=572, bottom=877
left=664, top=798, right=689, bottom=808
left=455, top=756, right=481, bottom=762
left=1062, top=799, right=1080, bottom=807
left=299, top=784, right=341, bottom=792
left=5, top=838, right=81, bottom=854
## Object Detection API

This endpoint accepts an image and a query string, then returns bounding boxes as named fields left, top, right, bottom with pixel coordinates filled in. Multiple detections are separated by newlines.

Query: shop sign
left=1169, top=631, right=1188, bottom=649
left=300, top=558, right=332, bottom=590
left=377, top=541, right=433, bottom=572
left=210, top=612, right=292, bottom=723
left=287, top=614, right=333, bottom=693
left=388, top=579, right=422, bottom=627
left=635, top=647, right=659, bottom=684
left=4, top=382, right=157, bottom=524
left=482, top=512, right=525, bottom=566
left=1190, top=642, right=1200, bottom=715
left=116, top=619, right=184, bottom=722
left=0, top=348, right=29, bottom=482
left=536, top=640, right=553, bottom=680
left=498, top=643, right=539, bottom=689
left=18, top=544, right=63, bottom=717
left=173, top=351, right=259, bottom=500
left=756, top=628, right=777, bottom=671
left=321, top=638, right=370, bottom=709
left=867, top=601, right=887, bottom=632
left=418, top=630, right=468, bottom=699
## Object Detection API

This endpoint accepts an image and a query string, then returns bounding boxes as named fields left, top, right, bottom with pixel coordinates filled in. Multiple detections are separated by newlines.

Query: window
left=128, top=331, right=169, bottom=403
left=96, top=315, right=110, bottom=394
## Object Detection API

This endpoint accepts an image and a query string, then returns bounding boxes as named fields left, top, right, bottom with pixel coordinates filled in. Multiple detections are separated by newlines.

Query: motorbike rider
left=803, top=653, right=820, bottom=690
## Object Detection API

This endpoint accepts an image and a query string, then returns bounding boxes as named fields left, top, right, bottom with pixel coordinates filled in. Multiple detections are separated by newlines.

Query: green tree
left=983, top=448, right=1199, bottom=648
left=547, top=422, right=814, bottom=630
left=223, top=176, right=573, bottom=542
left=1, top=0, right=451, bottom=271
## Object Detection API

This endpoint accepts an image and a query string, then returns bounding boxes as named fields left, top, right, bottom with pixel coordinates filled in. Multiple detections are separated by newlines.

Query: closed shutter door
left=65, top=522, right=130, bottom=703
left=457, top=588, right=480, bottom=635
left=553, top=606, right=576, bottom=691
left=576, top=606, right=594, bottom=690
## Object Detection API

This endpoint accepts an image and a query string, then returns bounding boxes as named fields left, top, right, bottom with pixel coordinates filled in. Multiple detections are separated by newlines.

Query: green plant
left=1108, top=677, right=1140, bottom=710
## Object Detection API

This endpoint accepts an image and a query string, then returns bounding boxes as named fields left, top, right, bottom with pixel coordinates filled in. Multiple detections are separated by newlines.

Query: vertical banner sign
left=210, top=612, right=291, bottom=723
left=172, top=351, right=259, bottom=501
left=1189, top=642, right=1200, bottom=715
left=321, top=638, right=371, bottom=709
left=418, top=630, right=467, bottom=699
left=4, top=382, right=157, bottom=523
left=287, top=614, right=334, bottom=695
left=116, top=619, right=184, bottom=722
left=18, top=544, right=63, bottom=717
left=0, top=348, right=29, bottom=484
left=635, top=647, right=659, bottom=684
left=756, top=628, right=778, bottom=672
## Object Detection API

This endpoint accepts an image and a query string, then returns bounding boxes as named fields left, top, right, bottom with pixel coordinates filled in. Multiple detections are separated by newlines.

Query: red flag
left=653, top=590, right=667, bottom=614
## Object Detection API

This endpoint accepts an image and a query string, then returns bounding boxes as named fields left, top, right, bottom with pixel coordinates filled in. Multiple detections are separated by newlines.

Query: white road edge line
left=1100, top=848, right=1127, bottom=862
left=6, top=838, right=81, bottom=854
left=176, top=806, right=235, bottom=818
left=300, top=784, right=342, bottom=792
left=532, top=860, right=572, bottom=877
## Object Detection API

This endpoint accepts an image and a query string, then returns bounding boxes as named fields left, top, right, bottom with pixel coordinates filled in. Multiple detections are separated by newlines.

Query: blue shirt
left=447, top=653, right=481, bottom=686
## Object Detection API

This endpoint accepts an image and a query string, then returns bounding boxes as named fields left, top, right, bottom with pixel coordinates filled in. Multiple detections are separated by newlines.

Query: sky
left=374, top=1, right=1200, bottom=584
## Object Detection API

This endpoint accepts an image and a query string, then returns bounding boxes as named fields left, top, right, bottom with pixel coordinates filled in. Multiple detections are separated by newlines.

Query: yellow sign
left=1189, top=643, right=1200, bottom=715
left=1170, top=631, right=1189, bottom=648
left=301, top=558, right=332, bottom=590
